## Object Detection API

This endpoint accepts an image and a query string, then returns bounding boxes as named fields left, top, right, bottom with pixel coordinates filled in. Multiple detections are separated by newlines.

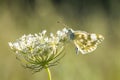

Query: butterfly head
left=66, top=28, right=75, bottom=40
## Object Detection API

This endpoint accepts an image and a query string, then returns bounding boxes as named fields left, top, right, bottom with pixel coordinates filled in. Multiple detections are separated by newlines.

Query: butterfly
left=67, top=28, right=104, bottom=54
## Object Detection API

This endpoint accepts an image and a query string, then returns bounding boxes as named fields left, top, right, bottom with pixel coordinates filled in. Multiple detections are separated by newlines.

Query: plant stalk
left=46, top=67, right=52, bottom=80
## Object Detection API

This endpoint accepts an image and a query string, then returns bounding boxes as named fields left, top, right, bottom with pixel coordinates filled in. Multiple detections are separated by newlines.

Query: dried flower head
left=9, top=30, right=65, bottom=72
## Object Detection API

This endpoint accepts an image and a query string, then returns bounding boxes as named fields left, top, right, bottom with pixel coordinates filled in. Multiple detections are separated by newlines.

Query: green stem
left=46, top=67, right=52, bottom=80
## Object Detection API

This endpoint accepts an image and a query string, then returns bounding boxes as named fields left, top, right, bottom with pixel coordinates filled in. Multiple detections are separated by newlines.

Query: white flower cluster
left=8, top=28, right=68, bottom=72
left=9, top=29, right=67, bottom=54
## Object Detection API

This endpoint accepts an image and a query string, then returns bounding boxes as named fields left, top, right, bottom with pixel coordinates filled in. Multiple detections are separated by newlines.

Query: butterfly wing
left=73, top=31, right=104, bottom=54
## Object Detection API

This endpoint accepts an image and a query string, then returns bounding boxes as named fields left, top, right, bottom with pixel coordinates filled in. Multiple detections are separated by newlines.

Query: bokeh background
left=0, top=0, right=120, bottom=80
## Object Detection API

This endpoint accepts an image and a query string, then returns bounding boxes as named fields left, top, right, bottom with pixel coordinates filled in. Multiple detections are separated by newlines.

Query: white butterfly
left=67, top=28, right=104, bottom=54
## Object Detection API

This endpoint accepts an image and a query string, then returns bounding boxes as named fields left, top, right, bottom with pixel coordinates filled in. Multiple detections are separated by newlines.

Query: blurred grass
left=0, top=0, right=120, bottom=80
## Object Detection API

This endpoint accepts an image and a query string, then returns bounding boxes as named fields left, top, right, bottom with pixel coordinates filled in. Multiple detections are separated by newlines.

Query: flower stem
left=46, top=67, right=52, bottom=80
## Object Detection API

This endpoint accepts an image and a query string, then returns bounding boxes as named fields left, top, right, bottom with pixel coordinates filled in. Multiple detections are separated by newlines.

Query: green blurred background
left=0, top=0, right=120, bottom=80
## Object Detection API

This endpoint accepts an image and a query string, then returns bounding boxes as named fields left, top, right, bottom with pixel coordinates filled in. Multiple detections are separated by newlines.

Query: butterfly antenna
left=57, top=21, right=70, bottom=28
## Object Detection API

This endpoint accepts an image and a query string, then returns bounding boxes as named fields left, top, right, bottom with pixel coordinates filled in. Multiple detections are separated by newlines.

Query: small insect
left=67, top=28, right=104, bottom=54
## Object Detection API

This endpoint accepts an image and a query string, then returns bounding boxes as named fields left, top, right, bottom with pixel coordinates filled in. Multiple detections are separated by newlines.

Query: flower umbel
left=9, top=30, right=65, bottom=72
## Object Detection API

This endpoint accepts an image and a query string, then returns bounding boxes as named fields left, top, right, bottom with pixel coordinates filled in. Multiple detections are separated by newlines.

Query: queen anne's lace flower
left=9, top=30, right=66, bottom=72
